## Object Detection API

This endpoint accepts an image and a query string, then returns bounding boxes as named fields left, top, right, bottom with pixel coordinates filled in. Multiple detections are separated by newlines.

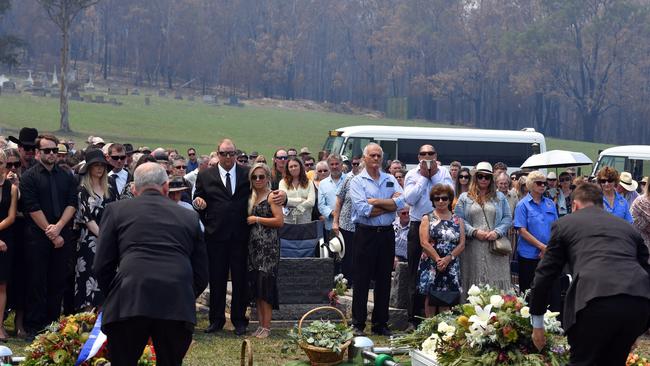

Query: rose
left=520, top=306, right=530, bottom=318
left=467, top=285, right=481, bottom=296
left=490, top=295, right=505, bottom=308
left=468, top=296, right=483, bottom=306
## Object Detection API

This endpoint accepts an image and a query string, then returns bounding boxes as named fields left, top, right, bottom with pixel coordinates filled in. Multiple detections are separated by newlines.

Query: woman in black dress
left=0, top=149, right=18, bottom=341
left=246, top=163, right=283, bottom=339
left=74, top=150, right=113, bottom=311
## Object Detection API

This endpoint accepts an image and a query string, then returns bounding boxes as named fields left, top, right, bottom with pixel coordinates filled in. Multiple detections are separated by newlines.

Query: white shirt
left=109, top=169, right=129, bottom=194
left=218, top=164, right=237, bottom=195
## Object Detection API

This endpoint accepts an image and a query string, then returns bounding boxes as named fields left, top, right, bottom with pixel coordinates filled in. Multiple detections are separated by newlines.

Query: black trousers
left=352, top=226, right=394, bottom=329
left=24, top=226, right=74, bottom=332
left=205, top=234, right=249, bottom=329
left=518, top=256, right=539, bottom=294
left=406, top=221, right=424, bottom=324
left=567, top=295, right=650, bottom=366
left=519, top=256, right=565, bottom=321
left=340, top=228, right=355, bottom=286
left=104, top=317, right=193, bottom=366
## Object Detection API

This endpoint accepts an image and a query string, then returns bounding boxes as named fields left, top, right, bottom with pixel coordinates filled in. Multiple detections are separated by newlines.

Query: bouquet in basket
left=23, top=312, right=156, bottom=366
left=392, top=285, right=569, bottom=365
left=628, top=353, right=650, bottom=366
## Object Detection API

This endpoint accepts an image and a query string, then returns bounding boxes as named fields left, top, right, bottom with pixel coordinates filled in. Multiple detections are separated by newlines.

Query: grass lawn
left=0, top=93, right=611, bottom=167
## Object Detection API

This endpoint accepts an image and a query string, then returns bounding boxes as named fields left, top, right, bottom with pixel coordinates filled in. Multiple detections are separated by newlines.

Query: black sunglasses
left=21, top=145, right=36, bottom=152
left=419, top=151, right=436, bottom=156
left=534, top=181, right=547, bottom=187
left=304, top=163, right=314, bottom=167
left=476, top=173, right=492, bottom=181
left=598, top=179, right=615, bottom=184
left=218, top=151, right=237, bottom=157
left=459, top=175, right=470, bottom=179
left=238, top=158, right=249, bottom=162
left=110, top=155, right=127, bottom=161
left=188, top=153, right=196, bottom=156
left=559, top=178, right=571, bottom=183
left=352, top=162, right=360, bottom=166
left=174, top=165, right=187, bottom=169
left=275, top=156, right=288, bottom=161
left=251, top=174, right=266, bottom=181
left=40, top=148, right=59, bottom=154
left=433, top=196, right=450, bottom=202
left=317, top=169, right=329, bottom=173
left=5, top=161, right=21, bottom=169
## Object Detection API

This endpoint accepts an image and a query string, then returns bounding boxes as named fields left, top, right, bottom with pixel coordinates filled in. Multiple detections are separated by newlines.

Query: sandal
left=251, top=327, right=263, bottom=337
left=256, top=327, right=270, bottom=339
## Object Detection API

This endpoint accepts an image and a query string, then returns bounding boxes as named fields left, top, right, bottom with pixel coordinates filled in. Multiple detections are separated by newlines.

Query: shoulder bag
left=480, top=203, right=512, bottom=256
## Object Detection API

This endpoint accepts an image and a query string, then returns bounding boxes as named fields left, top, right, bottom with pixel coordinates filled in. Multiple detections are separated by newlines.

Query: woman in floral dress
left=246, top=163, right=284, bottom=338
left=74, top=149, right=113, bottom=311
left=418, top=184, right=465, bottom=317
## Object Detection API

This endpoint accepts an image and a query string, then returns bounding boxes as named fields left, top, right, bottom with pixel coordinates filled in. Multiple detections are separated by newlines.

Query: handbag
left=480, top=204, right=512, bottom=256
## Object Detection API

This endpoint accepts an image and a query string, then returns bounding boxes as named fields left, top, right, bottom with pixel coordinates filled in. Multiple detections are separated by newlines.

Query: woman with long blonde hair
left=454, top=162, right=512, bottom=296
left=74, top=149, right=113, bottom=311
left=246, top=163, right=283, bottom=338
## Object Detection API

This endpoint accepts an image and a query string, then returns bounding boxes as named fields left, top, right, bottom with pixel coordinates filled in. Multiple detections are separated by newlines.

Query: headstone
left=174, top=92, right=183, bottom=100
left=202, top=95, right=216, bottom=104
left=389, top=262, right=410, bottom=309
left=25, top=70, right=34, bottom=87
left=109, top=97, right=117, bottom=104
left=228, top=95, right=244, bottom=107
left=85, top=73, right=95, bottom=90
left=144, top=96, right=151, bottom=105
left=131, top=88, right=140, bottom=96
left=52, top=68, right=58, bottom=86
left=70, top=91, right=82, bottom=101
left=67, top=69, right=77, bottom=82
left=32, top=90, right=46, bottom=97
left=84, top=95, right=94, bottom=103
left=0, top=74, right=9, bottom=86
left=2, top=81, right=16, bottom=90
left=158, top=89, right=167, bottom=97
left=33, top=81, right=44, bottom=88
left=94, top=95, right=105, bottom=103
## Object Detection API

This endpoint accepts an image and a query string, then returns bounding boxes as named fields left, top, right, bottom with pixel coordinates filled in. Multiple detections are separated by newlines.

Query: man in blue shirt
left=402, top=144, right=453, bottom=328
left=186, top=147, right=199, bottom=173
left=513, top=171, right=559, bottom=293
left=318, top=154, right=346, bottom=235
left=350, top=143, right=405, bottom=336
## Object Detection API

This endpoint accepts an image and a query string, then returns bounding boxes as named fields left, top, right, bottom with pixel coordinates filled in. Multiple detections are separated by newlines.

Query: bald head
left=134, top=162, right=169, bottom=195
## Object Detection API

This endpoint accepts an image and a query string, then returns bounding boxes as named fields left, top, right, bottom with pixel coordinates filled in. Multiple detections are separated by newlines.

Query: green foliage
left=283, top=320, right=353, bottom=354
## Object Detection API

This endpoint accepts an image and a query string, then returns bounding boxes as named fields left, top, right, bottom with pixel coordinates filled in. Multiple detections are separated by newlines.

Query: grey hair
left=134, top=162, right=168, bottom=191
left=326, top=154, right=342, bottom=164
left=362, top=143, right=383, bottom=158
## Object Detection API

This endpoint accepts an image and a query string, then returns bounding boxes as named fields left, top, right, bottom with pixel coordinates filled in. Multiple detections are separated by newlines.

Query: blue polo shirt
left=603, top=191, right=633, bottom=223
left=350, top=169, right=405, bottom=226
left=514, top=193, right=558, bottom=259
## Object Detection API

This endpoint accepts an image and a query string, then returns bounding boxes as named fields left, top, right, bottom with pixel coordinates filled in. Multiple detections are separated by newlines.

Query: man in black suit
left=530, top=182, right=650, bottom=366
left=193, top=139, right=286, bottom=336
left=94, top=162, right=208, bottom=366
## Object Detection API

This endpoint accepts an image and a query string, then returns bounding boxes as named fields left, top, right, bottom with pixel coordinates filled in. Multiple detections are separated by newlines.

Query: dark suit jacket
left=193, top=164, right=251, bottom=239
left=108, top=169, right=133, bottom=198
left=94, top=190, right=209, bottom=327
left=530, top=206, right=650, bottom=332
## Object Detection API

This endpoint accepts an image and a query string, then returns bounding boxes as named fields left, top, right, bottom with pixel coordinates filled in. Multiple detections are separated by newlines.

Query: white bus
left=591, top=145, right=650, bottom=180
left=323, top=125, right=546, bottom=172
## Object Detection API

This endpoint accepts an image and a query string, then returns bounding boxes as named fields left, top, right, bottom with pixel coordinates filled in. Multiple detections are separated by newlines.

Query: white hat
left=619, top=172, right=638, bottom=192
left=475, top=162, right=493, bottom=174
left=547, top=172, right=557, bottom=180
left=324, top=232, right=345, bottom=259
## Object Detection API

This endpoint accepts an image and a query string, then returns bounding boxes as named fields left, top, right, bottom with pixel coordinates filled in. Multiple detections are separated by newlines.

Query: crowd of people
left=0, top=126, right=649, bottom=363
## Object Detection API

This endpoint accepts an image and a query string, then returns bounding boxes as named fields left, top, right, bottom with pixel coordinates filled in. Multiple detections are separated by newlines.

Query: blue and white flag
left=75, top=312, right=107, bottom=366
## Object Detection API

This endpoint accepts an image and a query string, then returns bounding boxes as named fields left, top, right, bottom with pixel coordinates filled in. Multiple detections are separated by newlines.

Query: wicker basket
left=298, top=306, right=352, bottom=366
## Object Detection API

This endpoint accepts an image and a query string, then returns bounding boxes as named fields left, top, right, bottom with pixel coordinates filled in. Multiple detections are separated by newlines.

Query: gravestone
left=95, top=95, right=105, bottom=103
left=70, top=91, right=82, bottom=101
left=158, top=89, right=167, bottom=97
left=131, top=88, right=140, bottom=96
left=228, top=95, right=244, bottom=107
left=202, top=95, right=216, bottom=104
left=2, top=81, right=16, bottom=90
left=84, top=95, right=94, bottom=103
left=144, top=96, right=151, bottom=105
left=33, top=81, right=44, bottom=88
left=389, top=262, right=410, bottom=309
left=174, top=92, right=183, bottom=100
left=32, top=90, right=46, bottom=97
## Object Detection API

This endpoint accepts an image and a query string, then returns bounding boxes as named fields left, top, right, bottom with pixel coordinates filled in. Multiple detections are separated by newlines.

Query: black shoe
left=234, top=325, right=247, bottom=336
left=352, top=326, right=366, bottom=336
left=372, top=326, right=393, bottom=337
left=204, top=323, right=223, bottom=333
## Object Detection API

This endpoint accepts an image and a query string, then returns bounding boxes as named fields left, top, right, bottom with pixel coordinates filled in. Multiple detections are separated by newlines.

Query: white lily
left=467, top=296, right=483, bottom=306
left=468, top=304, right=495, bottom=331
left=467, top=285, right=481, bottom=296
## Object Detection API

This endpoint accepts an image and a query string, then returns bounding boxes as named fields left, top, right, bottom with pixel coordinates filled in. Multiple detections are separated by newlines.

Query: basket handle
left=298, top=306, right=348, bottom=337
left=240, top=339, right=253, bottom=366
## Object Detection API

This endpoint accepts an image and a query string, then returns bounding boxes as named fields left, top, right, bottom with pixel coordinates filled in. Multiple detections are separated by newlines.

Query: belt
left=356, top=224, right=393, bottom=232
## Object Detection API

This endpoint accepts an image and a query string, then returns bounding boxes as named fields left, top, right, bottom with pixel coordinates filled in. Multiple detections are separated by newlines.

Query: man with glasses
left=393, top=206, right=410, bottom=265
left=20, top=134, right=78, bottom=335
left=236, top=152, right=249, bottom=167
left=349, top=143, right=405, bottom=336
left=403, top=144, right=453, bottom=329
left=8, top=127, right=38, bottom=173
left=193, top=139, right=285, bottom=336
left=303, top=156, right=316, bottom=180
left=318, top=154, right=347, bottom=237
left=106, top=143, right=132, bottom=199
left=187, top=147, right=199, bottom=173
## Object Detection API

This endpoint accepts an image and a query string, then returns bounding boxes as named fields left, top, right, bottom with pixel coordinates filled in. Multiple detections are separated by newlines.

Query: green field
left=0, top=93, right=611, bottom=169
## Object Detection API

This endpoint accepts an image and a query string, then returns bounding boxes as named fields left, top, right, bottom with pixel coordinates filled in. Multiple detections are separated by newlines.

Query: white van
left=323, top=125, right=546, bottom=172
left=591, top=145, right=650, bottom=180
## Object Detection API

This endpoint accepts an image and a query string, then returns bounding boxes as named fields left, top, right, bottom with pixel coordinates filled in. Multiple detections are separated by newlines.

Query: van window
left=377, top=140, right=397, bottom=161
left=597, top=156, right=626, bottom=174
left=323, top=136, right=345, bottom=156
left=397, top=139, right=536, bottom=167
left=342, top=137, right=373, bottom=159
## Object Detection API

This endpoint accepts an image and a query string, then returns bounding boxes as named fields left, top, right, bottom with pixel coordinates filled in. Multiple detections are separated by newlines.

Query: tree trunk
left=582, top=111, right=598, bottom=142
left=59, top=18, right=71, bottom=133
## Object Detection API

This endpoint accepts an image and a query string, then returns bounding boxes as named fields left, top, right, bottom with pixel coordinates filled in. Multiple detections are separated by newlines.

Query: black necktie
left=226, top=172, right=232, bottom=196
left=50, top=171, right=62, bottom=218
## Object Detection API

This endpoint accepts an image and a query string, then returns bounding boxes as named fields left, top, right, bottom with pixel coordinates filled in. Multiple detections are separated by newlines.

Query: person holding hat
left=20, top=134, right=78, bottom=334
left=616, top=171, right=639, bottom=208
left=454, top=161, right=512, bottom=296
left=74, top=148, right=114, bottom=312
left=8, top=127, right=38, bottom=172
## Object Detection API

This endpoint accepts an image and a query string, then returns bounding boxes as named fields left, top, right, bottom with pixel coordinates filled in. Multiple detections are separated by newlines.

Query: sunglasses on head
left=598, top=178, right=615, bottom=184
left=276, top=156, right=288, bottom=161
left=218, top=151, right=236, bottom=157
left=251, top=174, right=266, bottom=181
left=419, top=151, right=436, bottom=156
left=40, top=148, right=59, bottom=154
left=5, top=161, right=21, bottom=169
left=433, top=196, right=450, bottom=202
left=110, top=155, right=127, bottom=161
left=534, top=181, right=547, bottom=187
left=476, top=173, right=492, bottom=181
left=459, top=174, right=470, bottom=179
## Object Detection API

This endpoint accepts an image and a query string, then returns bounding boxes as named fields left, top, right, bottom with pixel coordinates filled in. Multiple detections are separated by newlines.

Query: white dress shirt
left=109, top=169, right=129, bottom=194
left=218, top=164, right=237, bottom=195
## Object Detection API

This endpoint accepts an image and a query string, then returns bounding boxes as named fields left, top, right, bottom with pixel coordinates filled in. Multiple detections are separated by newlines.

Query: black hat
left=8, top=127, right=38, bottom=147
left=79, top=148, right=111, bottom=175
left=168, top=176, right=189, bottom=192
left=124, top=143, right=135, bottom=155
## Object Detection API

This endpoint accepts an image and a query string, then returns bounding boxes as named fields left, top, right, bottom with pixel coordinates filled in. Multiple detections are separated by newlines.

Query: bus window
left=377, top=140, right=397, bottom=161
left=597, top=156, right=626, bottom=173
left=397, top=139, right=536, bottom=167
left=323, top=136, right=345, bottom=156
left=342, top=137, right=373, bottom=159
